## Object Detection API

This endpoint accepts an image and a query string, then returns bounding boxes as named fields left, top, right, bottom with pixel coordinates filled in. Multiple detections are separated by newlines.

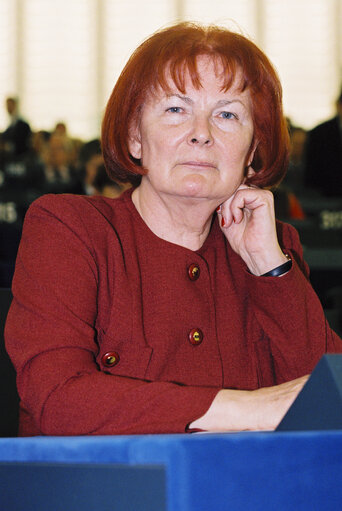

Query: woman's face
left=129, top=57, right=256, bottom=203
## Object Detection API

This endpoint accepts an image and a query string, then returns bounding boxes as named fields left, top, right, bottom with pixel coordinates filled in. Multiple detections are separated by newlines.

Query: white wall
left=0, top=0, right=341, bottom=140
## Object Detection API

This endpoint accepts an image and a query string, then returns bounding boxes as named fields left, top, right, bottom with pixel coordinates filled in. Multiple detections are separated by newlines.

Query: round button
left=188, top=264, right=200, bottom=281
left=101, top=351, right=120, bottom=367
left=188, top=328, right=203, bottom=345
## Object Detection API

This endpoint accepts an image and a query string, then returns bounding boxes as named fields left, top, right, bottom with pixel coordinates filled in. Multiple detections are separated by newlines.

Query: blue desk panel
left=0, top=462, right=166, bottom=511
left=1, top=432, right=342, bottom=511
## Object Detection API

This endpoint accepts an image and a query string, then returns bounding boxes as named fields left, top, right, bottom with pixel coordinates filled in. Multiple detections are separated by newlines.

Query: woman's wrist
left=242, top=249, right=290, bottom=277
left=261, top=254, right=292, bottom=277
left=189, top=388, right=255, bottom=432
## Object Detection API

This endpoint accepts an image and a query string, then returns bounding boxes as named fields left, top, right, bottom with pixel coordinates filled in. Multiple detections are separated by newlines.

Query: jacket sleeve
left=5, top=195, right=217, bottom=435
left=247, top=221, right=342, bottom=384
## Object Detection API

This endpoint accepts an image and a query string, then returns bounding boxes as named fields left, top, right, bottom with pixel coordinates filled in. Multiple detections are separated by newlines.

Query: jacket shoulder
left=27, top=193, right=127, bottom=225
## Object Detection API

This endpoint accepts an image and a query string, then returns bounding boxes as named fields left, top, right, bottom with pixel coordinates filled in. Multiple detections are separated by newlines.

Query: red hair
left=102, top=22, right=290, bottom=187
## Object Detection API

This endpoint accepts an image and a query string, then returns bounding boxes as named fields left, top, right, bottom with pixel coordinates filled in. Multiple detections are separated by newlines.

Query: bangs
left=149, top=52, right=248, bottom=98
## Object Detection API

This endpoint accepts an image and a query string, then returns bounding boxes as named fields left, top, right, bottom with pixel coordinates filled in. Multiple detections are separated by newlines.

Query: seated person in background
left=275, top=121, right=306, bottom=220
left=30, top=130, right=51, bottom=165
left=93, top=163, right=131, bottom=198
left=304, top=89, right=342, bottom=197
left=283, top=124, right=307, bottom=195
left=53, top=121, right=68, bottom=137
left=77, top=138, right=104, bottom=195
left=41, top=132, right=83, bottom=194
left=51, top=121, right=83, bottom=169
left=5, top=22, right=342, bottom=437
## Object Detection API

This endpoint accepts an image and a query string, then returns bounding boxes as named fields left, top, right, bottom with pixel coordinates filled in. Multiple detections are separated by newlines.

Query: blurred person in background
left=51, top=121, right=82, bottom=168
left=273, top=121, right=306, bottom=221
left=285, top=125, right=307, bottom=195
left=1, top=97, right=31, bottom=158
left=93, top=163, right=131, bottom=198
left=78, top=141, right=131, bottom=197
left=0, top=102, right=43, bottom=286
left=77, top=138, right=104, bottom=195
left=41, top=130, right=83, bottom=194
left=53, top=122, right=68, bottom=137
left=30, top=130, right=51, bottom=165
left=304, top=89, right=342, bottom=197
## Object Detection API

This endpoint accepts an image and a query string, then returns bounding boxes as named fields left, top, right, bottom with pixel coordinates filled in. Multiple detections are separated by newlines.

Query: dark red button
left=101, top=351, right=120, bottom=367
left=188, top=264, right=200, bottom=281
left=188, top=328, right=203, bottom=345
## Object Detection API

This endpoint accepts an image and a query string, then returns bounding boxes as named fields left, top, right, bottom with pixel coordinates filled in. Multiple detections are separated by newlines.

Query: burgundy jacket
left=5, top=190, right=342, bottom=436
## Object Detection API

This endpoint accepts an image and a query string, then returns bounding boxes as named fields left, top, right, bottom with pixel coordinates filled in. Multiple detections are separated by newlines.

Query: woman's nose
left=187, top=116, right=213, bottom=146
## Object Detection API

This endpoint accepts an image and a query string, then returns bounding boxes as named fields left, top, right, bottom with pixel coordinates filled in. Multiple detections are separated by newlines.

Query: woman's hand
left=217, top=184, right=288, bottom=275
left=189, top=375, right=309, bottom=432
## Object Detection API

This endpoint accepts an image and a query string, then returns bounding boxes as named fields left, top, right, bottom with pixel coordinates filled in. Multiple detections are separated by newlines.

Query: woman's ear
left=246, top=138, right=259, bottom=167
left=245, top=166, right=256, bottom=180
left=128, top=122, right=142, bottom=160
left=243, top=139, right=258, bottom=182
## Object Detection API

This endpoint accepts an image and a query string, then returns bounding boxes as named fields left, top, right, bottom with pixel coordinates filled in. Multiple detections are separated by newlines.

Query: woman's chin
left=177, top=174, right=213, bottom=198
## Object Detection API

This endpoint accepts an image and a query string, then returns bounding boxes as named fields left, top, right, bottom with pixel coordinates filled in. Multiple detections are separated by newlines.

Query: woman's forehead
left=152, top=57, right=246, bottom=97
left=153, top=78, right=247, bottom=108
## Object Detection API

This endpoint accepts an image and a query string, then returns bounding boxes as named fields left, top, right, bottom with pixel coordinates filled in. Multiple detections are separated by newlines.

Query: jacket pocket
left=96, top=328, right=153, bottom=380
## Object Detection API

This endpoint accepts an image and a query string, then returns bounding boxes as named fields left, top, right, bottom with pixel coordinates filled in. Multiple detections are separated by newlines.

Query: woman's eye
left=220, top=111, right=237, bottom=120
left=166, top=107, right=183, bottom=113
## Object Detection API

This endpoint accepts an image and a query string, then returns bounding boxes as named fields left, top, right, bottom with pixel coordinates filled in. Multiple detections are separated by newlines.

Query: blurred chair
left=326, top=287, right=342, bottom=310
left=324, top=309, right=341, bottom=337
left=286, top=212, right=342, bottom=330
left=325, top=287, right=342, bottom=336
left=0, top=203, right=22, bottom=287
left=0, top=288, right=19, bottom=436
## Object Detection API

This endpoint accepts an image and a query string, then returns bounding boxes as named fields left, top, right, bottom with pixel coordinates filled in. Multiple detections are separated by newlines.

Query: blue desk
left=1, top=432, right=342, bottom=510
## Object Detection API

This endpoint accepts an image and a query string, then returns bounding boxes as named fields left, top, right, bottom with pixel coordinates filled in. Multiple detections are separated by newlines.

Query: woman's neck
left=131, top=182, right=218, bottom=251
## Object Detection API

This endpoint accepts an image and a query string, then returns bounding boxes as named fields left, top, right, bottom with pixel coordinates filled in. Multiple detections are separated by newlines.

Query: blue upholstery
left=0, top=432, right=342, bottom=510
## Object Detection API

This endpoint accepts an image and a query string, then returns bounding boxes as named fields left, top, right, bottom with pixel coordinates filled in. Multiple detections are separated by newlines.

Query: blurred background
left=0, top=0, right=341, bottom=334
left=0, top=0, right=341, bottom=138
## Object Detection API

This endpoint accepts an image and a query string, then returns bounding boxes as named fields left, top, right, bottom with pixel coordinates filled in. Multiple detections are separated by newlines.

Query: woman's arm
left=5, top=195, right=218, bottom=435
left=190, top=375, right=308, bottom=431
left=218, top=185, right=342, bottom=378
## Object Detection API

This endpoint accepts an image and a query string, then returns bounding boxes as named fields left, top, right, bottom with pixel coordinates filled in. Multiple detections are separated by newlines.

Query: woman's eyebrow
left=165, top=93, right=193, bottom=104
left=215, top=99, right=245, bottom=108
left=164, top=94, right=246, bottom=108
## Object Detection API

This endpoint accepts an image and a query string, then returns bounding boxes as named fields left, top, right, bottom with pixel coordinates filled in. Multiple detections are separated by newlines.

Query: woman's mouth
left=181, top=161, right=216, bottom=169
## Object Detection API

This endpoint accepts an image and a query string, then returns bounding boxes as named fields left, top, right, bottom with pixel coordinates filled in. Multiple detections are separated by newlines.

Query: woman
left=5, top=22, right=342, bottom=436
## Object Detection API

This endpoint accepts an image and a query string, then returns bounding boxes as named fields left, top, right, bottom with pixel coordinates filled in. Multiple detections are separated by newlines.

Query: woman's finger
left=220, top=186, right=273, bottom=227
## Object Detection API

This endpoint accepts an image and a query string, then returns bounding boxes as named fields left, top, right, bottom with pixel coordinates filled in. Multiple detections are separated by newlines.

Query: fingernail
left=221, top=217, right=225, bottom=227
left=216, top=206, right=221, bottom=212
